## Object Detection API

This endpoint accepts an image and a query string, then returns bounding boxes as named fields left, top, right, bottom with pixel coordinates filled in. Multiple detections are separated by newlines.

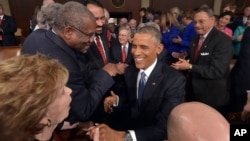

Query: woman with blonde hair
left=161, top=11, right=180, bottom=63
left=0, top=54, right=72, bottom=141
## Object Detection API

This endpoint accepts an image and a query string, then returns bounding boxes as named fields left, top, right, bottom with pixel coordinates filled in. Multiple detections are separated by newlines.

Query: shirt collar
left=139, top=59, right=157, bottom=78
left=121, top=42, right=129, bottom=48
left=202, top=27, right=213, bottom=39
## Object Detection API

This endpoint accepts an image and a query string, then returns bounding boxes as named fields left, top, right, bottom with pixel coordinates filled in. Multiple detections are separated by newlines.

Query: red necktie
left=96, top=36, right=107, bottom=64
left=122, top=46, right=127, bottom=63
left=193, top=36, right=204, bottom=62
left=0, top=18, right=2, bottom=40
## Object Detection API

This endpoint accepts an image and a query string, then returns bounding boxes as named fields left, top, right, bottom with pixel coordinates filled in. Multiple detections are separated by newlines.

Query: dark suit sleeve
left=67, top=69, right=114, bottom=122
left=238, top=27, right=250, bottom=90
left=2, top=16, right=17, bottom=34
left=135, top=71, right=185, bottom=141
left=192, top=32, right=233, bottom=79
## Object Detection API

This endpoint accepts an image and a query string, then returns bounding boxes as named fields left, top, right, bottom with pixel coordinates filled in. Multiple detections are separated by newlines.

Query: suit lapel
left=140, top=62, right=163, bottom=109
left=125, top=43, right=133, bottom=64
left=191, top=27, right=216, bottom=63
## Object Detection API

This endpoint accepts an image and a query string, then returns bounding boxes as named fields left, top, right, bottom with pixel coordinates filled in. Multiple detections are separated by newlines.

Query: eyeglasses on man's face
left=69, top=25, right=95, bottom=39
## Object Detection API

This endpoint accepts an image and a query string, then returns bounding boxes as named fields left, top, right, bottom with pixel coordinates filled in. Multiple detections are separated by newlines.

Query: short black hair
left=82, top=0, right=103, bottom=8
left=219, top=11, right=234, bottom=22
left=139, top=7, right=146, bottom=12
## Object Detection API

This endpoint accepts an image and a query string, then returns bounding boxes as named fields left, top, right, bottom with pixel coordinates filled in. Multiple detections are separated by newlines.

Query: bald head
left=167, top=102, right=229, bottom=141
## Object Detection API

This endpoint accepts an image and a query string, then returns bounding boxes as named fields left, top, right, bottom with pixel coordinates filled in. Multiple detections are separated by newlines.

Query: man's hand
left=97, top=124, right=125, bottom=141
left=102, top=63, right=128, bottom=76
left=104, top=91, right=117, bottom=114
left=115, top=62, right=128, bottom=75
left=172, top=52, right=188, bottom=59
left=171, top=58, right=191, bottom=70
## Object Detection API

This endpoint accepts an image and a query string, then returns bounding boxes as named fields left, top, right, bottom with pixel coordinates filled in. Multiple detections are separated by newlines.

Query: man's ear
left=156, top=43, right=164, bottom=55
left=63, top=26, right=74, bottom=40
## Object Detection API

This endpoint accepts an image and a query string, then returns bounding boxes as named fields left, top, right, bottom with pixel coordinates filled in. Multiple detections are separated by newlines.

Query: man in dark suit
left=230, top=27, right=250, bottom=113
left=0, top=4, right=17, bottom=46
left=110, top=25, right=133, bottom=64
left=21, top=1, right=127, bottom=129
left=171, top=7, right=233, bottom=116
left=88, top=25, right=185, bottom=141
left=83, top=0, right=111, bottom=84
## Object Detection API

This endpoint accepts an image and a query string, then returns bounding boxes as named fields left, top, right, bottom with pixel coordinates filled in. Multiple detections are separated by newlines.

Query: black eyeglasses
left=69, top=25, right=95, bottom=39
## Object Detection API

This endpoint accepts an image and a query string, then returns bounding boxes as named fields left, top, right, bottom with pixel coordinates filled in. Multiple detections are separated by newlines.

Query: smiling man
left=171, top=7, right=233, bottom=117
left=89, top=25, right=185, bottom=141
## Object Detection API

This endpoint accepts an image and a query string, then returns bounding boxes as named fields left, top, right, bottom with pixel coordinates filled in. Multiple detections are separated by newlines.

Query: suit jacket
left=123, top=61, right=185, bottom=141
left=21, top=29, right=114, bottom=123
left=110, top=42, right=134, bottom=64
left=83, top=27, right=111, bottom=85
left=189, top=27, right=233, bottom=108
left=0, top=15, right=17, bottom=46
left=85, top=27, right=110, bottom=68
left=230, top=27, right=250, bottom=112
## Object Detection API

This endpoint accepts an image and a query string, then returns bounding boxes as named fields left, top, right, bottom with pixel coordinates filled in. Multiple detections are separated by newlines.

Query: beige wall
left=213, top=0, right=222, bottom=15
left=0, top=0, right=11, bottom=15
left=141, top=0, right=150, bottom=8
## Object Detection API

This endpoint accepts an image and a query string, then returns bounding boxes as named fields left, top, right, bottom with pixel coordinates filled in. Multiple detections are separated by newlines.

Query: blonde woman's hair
left=0, top=53, right=68, bottom=140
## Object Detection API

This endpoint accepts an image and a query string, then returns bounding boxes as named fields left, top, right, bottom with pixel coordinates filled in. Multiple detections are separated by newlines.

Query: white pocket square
left=200, top=52, right=209, bottom=56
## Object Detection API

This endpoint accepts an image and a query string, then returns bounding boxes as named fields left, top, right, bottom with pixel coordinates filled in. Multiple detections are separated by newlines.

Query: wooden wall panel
left=99, top=0, right=141, bottom=23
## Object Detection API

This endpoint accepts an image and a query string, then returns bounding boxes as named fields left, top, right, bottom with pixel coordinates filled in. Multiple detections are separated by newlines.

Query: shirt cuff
left=113, top=95, right=119, bottom=107
left=128, top=130, right=137, bottom=141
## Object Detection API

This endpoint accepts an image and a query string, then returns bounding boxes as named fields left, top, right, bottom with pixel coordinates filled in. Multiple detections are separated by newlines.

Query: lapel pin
left=152, top=82, right=156, bottom=85
left=204, top=45, right=207, bottom=48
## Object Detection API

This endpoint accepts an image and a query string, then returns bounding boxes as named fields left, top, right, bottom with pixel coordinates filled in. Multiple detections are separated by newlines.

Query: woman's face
left=46, top=86, right=72, bottom=124
left=218, top=15, right=231, bottom=27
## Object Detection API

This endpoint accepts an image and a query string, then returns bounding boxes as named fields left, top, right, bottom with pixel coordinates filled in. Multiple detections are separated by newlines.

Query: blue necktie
left=138, top=72, right=146, bottom=106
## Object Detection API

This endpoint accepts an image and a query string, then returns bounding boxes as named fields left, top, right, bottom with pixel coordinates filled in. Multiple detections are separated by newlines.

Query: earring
left=46, top=119, right=51, bottom=127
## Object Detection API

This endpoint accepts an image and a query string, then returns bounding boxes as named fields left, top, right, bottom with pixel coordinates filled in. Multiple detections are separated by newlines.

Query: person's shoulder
left=244, top=27, right=250, bottom=33
left=210, top=27, right=231, bottom=40
left=159, top=62, right=185, bottom=78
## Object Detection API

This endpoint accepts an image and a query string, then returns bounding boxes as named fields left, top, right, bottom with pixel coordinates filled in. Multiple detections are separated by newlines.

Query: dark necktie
left=96, top=36, right=107, bottom=64
left=138, top=71, right=146, bottom=106
left=0, top=18, right=2, bottom=40
left=122, top=46, right=127, bottom=63
left=193, top=36, right=204, bottom=62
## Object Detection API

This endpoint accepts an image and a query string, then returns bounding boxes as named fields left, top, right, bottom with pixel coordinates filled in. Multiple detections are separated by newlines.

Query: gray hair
left=119, top=25, right=131, bottom=37
left=53, top=1, right=95, bottom=31
left=37, top=2, right=62, bottom=30
left=195, top=7, right=214, bottom=17
left=136, top=25, right=162, bottom=44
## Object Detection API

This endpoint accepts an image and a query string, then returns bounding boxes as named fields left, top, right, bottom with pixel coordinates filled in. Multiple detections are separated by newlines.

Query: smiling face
left=194, top=11, right=215, bottom=35
left=218, top=15, right=232, bottom=27
left=132, top=33, right=162, bottom=70
left=118, top=28, right=130, bottom=46
left=65, top=18, right=96, bottom=53
left=87, top=4, right=105, bottom=35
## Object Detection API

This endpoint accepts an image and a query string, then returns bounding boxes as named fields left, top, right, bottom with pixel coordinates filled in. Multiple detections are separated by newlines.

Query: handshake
left=102, top=62, right=128, bottom=77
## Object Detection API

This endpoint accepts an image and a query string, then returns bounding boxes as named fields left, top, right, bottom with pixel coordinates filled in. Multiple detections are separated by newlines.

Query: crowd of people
left=0, top=0, right=250, bottom=141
